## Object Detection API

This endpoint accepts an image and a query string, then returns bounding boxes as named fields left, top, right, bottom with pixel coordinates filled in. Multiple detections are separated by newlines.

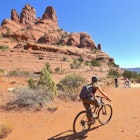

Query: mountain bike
left=123, top=81, right=131, bottom=88
left=73, top=95, right=112, bottom=134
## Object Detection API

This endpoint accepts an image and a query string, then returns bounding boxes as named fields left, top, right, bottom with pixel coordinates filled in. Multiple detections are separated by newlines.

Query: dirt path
left=0, top=87, right=139, bottom=140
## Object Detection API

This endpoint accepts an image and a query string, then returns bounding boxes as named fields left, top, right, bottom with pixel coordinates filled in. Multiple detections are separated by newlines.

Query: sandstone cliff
left=0, top=4, right=122, bottom=82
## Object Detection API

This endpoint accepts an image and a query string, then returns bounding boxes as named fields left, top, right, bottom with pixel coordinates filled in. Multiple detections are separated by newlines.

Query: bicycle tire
left=73, top=111, right=90, bottom=134
left=98, top=104, right=112, bottom=125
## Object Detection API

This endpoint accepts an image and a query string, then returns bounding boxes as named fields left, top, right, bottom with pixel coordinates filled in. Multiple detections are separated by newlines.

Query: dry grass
left=0, top=122, right=12, bottom=138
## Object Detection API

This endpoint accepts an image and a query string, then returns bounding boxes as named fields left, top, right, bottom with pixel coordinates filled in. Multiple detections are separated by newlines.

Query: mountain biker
left=123, top=77, right=130, bottom=87
left=79, top=76, right=111, bottom=125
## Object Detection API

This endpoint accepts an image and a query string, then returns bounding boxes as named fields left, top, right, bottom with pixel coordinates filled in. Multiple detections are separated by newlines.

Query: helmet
left=91, top=76, right=98, bottom=83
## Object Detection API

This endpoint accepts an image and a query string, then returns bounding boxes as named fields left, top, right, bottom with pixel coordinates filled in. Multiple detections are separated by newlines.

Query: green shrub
left=56, top=41, right=62, bottom=45
left=0, top=45, right=9, bottom=51
left=0, top=34, right=2, bottom=39
left=58, top=74, right=85, bottom=100
left=6, top=67, right=57, bottom=110
left=55, top=67, right=60, bottom=73
left=0, top=69, right=4, bottom=75
left=45, top=62, right=52, bottom=73
left=122, top=70, right=140, bottom=82
left=28, top=78, right=37, bottom=89
left=61, top=57, right=67, bottom=62
left=0, top=122, right=12, bottom=138
left=4, top=65, right=57, bottom=110
left=108, top=69, right=120, bottom=77
left=109, top=62, right=119, bottom=67
left=85, top=60, right=90, bottom=66
left=7, top=70, right=30, bottom=77
left=28, top=66, right=57, bottom=95
left=70, top=59, right=81, bottom=69
left=91, top=48, right=97, bottom=53
left=78, top=56, right=84, bottom=63
left=90, top=59, right=100, bottom=66
left=37, top=66, right=57, bottom=96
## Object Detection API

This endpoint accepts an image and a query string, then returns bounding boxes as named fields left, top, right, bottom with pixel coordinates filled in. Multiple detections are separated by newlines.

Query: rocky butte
left=0, top=4, right=122, bottom=80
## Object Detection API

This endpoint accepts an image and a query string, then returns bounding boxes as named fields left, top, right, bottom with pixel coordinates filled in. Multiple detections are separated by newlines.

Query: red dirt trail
left=0, top=77, right=140, bottom=140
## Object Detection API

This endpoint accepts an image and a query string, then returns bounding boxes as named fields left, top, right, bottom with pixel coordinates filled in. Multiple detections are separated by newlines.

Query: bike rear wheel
left=73, top=111, right=90, bottom=134
left=98, top=104, right=112, bottom=125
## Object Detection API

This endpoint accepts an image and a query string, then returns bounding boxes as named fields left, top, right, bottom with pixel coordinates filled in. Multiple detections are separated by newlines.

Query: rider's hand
left=106, top=98, right=111, bottom=101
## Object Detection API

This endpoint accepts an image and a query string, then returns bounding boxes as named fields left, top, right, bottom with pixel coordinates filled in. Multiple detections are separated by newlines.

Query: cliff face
left=0, top=4, right=97, bottom=49
left=0, top=4, right=121, bottom=80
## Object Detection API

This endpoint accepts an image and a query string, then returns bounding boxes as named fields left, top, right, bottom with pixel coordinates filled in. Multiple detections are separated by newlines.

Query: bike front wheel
left=73, top=111, right=90, bottom=134
left=98, top=104, right=113, bottom=125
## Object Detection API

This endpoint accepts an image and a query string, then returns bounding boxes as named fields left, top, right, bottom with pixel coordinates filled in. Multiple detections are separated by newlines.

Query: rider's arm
left=96, top=85, right=111, bottom=101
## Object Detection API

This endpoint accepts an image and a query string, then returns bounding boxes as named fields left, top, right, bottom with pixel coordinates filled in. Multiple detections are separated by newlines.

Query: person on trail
left=79, top=76, right=111, bottom=125
left=123, top=77, right=131, bottom=87
left=114, top=76, right=119, bottom=88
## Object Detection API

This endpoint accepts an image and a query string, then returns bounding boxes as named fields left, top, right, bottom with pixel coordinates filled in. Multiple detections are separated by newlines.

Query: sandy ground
left=0, top=77, right=140, bottom=140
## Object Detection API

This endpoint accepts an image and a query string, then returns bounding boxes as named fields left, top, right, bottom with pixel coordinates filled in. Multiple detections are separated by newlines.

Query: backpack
left=79, top=85, right=93, bottom=99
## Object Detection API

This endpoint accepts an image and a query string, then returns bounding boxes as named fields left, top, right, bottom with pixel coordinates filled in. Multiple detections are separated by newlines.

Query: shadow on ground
left=48, top=124, right=102, bottom=140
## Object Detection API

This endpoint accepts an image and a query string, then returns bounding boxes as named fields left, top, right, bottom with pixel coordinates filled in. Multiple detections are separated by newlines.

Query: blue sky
left=0, top=0, right=140, bottom=68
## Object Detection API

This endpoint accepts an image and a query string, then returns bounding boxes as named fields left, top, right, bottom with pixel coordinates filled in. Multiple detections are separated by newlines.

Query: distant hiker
left=114, top=76, right=118, bottom=87
left=79, top=76, right=111, bottom=125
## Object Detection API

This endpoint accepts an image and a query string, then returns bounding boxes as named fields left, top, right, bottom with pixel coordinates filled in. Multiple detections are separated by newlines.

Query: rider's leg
left=82, top=102, right=92, bottom=122
left=82, top=97, right=99, bottom=121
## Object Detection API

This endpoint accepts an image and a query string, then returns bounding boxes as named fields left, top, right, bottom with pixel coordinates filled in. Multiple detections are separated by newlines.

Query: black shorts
left=82, top=96, right=99, bottom=107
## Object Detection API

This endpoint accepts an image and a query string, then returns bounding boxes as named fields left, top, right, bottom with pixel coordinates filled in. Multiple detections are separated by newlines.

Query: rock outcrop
left=0, top=3, right=116, bottom=68
left=66, top=32, right=96, bottom=48
left=11, top=9, right=19, bottom=23
left=20, top=4, right=36, bottom=24
left=42, top=6, right=58, bottom=24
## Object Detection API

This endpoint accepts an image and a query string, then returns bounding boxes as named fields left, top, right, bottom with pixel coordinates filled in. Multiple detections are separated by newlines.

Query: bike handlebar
left=94, top=94, right=111, bottom=102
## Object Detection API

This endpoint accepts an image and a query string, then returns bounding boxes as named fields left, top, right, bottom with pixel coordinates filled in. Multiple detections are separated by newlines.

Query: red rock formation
left=42, top=6, right=58, bottom=24
left=38, top=34, right=61, bottom=45
left=20, top=4, right=36, bottom=24
left=66, top=32, right=96, bottom=48
left=11, top=9, right=19, bottom=23
left=66, top=33, right=80, bottom=47
left=97, top=43, right=102, bottom=50
left=79, top=32, right=96, bottom=48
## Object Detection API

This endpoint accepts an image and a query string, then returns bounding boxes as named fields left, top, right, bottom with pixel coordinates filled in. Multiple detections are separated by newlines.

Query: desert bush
left=78, top=56, right=84, bottom=63
left=28, top=65, right=57, bottom=95
left=108, top=62, right=119, bottom=67
left=0, top=45, right=9, bottom=51
left=70, top=59, right=82, bottom=69
left=37, top=66, right=57, bottom=95
left=107, top=69, right=120, bottom=77
left=4, top=65, right=57, bottom=110
left=90, top=59, right=100, bottom=66
left=56, top=41, right=62, bottom=45
left=5, top=87, right=54, bottom=110
left=122, top=70, right=140, bottom=82
left=0, top=122, right=12, bottom=138
left=58, top=74, right=85, bottom=100
left=85, top=60, right=90, bottom=66
left=61, top=57, right=68, bottom=62
left=28, top=78, right=37, bottom=89
left=55, top=67, right=60, bottom=73
left=0, top=69, right=4, bottom=75
left=91, top=48, right=97, bottom=53
left=7, top=69, right=31, bottom=77
left=45, top=62, right=52, bottom=73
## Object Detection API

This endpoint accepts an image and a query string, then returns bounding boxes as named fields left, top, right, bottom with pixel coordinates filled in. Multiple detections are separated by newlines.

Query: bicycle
left=73, top=95, right=113, bottom=134
left=123, top=81, right=131, bottom=88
